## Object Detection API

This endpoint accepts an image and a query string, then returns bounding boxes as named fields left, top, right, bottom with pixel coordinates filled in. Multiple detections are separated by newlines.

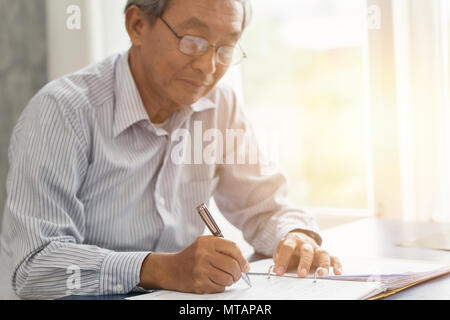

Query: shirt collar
left=113, top=50, right=149, bottom=137
left=113, top=50, right=217, bottom=137
left=191, top=98, right=216, bottom=113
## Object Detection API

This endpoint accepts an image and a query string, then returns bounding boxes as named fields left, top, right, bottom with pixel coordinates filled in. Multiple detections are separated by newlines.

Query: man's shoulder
left=35, top=53, right=120, bottom=113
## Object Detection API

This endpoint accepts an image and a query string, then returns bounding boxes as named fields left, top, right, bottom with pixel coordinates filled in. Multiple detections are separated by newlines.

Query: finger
left=273, top=238, right=297, bottom=275
left=209, top=252, right=242, bottom=282
left=205, top=277, right=227, bottom=294
left=214, top=238, right=250, bottom=273
left=331, top=256, right=343, bottom=275
left=208, top=265, right=235, bottom=288
left=191, top=276, right=225, bottom=295
left=315, top=249, right=331, bottom=276
left=297, top=243, right=314, bottom=278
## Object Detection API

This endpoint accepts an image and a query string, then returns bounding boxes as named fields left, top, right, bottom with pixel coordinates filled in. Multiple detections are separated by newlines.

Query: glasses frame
left=158, top=16, right=247, bottom=66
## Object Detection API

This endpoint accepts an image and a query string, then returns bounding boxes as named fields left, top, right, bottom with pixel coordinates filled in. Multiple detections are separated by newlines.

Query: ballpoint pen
left=196, top=203, right=252, bottom=288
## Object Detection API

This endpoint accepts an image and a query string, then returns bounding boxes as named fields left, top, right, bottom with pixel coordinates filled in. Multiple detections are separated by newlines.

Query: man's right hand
left=138, top=236, right=250, bottom=294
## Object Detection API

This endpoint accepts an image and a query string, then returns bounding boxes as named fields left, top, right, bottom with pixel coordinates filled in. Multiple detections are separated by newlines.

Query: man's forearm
left=10, top=242, right=149, bottom=299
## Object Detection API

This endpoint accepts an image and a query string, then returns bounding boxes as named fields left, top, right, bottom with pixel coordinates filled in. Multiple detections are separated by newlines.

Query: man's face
left=138, top=0, right=244, bottom=107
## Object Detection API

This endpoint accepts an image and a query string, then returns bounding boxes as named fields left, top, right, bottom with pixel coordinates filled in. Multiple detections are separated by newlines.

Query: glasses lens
left=179, top=36, right=208, bottom=56
left=217, top=46, right=246, bottom=66
left=217, top=46, right=235, bottom=66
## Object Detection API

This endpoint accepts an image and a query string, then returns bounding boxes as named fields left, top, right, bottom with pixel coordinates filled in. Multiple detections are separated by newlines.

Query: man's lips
left=180, top=79, right=212, bottom=88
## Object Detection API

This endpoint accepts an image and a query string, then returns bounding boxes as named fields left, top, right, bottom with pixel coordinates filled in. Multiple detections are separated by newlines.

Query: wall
left=0, top=0, right=48, bottom=229
left=46, top=0, right=130, bottom=80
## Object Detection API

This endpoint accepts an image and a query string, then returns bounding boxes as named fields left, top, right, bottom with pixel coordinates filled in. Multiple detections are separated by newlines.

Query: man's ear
left=125, top=5, right=148, bottom=47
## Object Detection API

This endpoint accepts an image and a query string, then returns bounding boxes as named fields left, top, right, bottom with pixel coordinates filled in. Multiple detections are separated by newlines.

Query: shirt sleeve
left=213, top=88, right=323, bottom=257
left=1, top=94, right=149, bottom=299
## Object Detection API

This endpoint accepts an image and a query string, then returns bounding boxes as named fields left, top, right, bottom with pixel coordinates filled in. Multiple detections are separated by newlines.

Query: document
left=128, top=275, right=383, bottom=300
left=127, top=256, right=449, bottom=300
left=250, top=257, right=450, bottom=299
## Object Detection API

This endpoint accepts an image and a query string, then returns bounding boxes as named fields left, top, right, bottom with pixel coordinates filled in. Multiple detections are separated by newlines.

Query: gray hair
left=125, top=0, right=252, bottom=30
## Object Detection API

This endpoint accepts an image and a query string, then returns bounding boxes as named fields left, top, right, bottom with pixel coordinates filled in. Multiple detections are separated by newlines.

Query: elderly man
left=0, top=0, right=341, bottom=299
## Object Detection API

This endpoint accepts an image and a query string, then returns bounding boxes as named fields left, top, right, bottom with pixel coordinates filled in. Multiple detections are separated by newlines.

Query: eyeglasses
left=159, top=17, right=247, bottom=66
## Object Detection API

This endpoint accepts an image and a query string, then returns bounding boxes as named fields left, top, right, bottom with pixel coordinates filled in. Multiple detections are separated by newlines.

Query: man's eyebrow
left=178, top=17, right=242, bottom=39
left=178, top=17, right=210, bottom=30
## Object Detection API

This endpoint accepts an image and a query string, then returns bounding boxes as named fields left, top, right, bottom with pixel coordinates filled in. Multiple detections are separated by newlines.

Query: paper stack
left=248, top=257, right=450, bottom=300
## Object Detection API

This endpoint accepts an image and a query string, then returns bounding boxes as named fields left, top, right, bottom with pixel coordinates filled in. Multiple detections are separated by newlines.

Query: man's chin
left=174, top=91, right=210, bottom=107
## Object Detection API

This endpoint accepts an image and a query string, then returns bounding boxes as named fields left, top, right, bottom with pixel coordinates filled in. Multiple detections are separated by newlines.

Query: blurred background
left=0, top=0, right=449, bottom=253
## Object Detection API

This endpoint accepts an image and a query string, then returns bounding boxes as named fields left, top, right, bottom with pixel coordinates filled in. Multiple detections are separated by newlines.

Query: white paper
left=127, top=257, right=449, bottom=301
left=127, top=275, right=384, bottom=301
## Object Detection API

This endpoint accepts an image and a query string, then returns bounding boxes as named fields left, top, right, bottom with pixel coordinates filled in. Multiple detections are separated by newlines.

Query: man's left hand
left=272, top=230, right=342, bottom=277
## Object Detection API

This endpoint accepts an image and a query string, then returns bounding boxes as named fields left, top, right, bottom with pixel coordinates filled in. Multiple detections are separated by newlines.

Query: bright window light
left=241, top=0, right=369, bottom=211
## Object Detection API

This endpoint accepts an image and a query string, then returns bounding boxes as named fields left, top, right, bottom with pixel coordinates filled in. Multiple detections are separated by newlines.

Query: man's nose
left=191, top=48, right=217, bottom=75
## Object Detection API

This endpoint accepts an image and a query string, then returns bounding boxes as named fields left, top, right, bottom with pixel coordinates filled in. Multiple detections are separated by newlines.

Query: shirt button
left=115, top=284, right=123, bottom=293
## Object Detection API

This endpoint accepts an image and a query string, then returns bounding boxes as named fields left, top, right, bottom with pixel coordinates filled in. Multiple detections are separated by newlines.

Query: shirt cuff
left=99, top=251, right=150, bottom=295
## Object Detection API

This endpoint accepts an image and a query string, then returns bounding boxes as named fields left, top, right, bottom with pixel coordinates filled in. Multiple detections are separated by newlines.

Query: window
left=240, top=0, right=370, bottom=212
left=393, top=0, right=450, bottom=222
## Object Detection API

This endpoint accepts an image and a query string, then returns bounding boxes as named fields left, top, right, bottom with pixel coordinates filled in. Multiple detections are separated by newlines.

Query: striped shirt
left=0, top=50, right=321, bottom=299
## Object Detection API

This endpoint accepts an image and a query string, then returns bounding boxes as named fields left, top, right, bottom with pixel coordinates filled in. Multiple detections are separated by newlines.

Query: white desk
left=321, top=218, right=450, bottom=299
